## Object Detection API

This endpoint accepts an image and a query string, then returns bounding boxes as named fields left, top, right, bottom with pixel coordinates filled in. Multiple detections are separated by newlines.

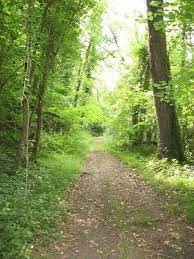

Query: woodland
left=0, top=0, right=194, bottom=257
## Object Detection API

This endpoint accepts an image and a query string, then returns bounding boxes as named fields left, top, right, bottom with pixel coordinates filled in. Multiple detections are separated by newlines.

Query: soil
left=48, top=139, right=194, bottom=258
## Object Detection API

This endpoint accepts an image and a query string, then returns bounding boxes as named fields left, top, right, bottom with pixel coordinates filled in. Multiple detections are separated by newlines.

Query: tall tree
left=16, top=0, right=34, bottom=166
left=146, top=0, right=185, bottom=161
left=74, top=3, right=104, bottom=107
left=30, top=0, right=98, bottom=161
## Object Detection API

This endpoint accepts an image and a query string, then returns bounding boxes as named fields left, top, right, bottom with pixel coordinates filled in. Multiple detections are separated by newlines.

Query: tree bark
left=146, top=0, right=185, bottom=161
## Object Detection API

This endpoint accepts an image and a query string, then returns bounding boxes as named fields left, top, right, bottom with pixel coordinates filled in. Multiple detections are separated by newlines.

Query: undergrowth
left=0, top=131, right=91, bottom=258
left=105, top=138, right=194, bottom=222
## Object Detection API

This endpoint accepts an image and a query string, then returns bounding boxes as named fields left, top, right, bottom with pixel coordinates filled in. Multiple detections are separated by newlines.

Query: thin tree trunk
left=28, top=2, right=52, bottom=128
left=30, top=46, right=51, bottom=162
left=16, top=0, right=33, bottom=166
left=74, top=40, right=92, bottom=107
left=30, top=71, right=48, bottom=162
left=142, top=55, right=150, bottom=90
left=30, top=1, right=87, bottom=160
left=110, top=29, right=125, bottom=63
left=192, top=123, right=194, bottom=160
left=181, top=21, right=187, bottom=69
left=30, top=1, right=53, bottom=85
left=146, top=0, right=185, bottom=161
left=74, top=63, right=82, bottom=107
left=30, top=28, right=57, bottom=162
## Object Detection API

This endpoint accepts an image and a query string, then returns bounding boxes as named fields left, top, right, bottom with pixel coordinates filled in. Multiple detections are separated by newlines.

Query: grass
left=108, top=195, right=153, bottom=230
left=108, top=198, right=127, bottom=229
left=136, top=211, right=152, bottom=226
left=104, top=138, right=194, bottom=223
left=92, top=136, right=109, bottom=151
left=0, top=131, right=92, bottom=258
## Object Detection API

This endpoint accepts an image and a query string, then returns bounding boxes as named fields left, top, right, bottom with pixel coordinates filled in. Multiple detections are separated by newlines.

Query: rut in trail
left=50, top=148, right=194, bottom=258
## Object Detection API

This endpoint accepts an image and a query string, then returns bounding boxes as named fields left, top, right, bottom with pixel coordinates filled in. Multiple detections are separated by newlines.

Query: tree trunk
left=30, top=47, right=50, bottom=162
left=74, top=40, right=92, bottom=107
left=181, top=21, right=187, bottom=69
left=192, top=123, right=194, bottom=160
left=30, top=72, right=47, bottom=162
left=74, top=63, right=82, bottom=107
left=146, top=0, right=185, bottom=161
left=30, top=27, right=57, bottom=162
left=16, top=0, right=33, bottom=166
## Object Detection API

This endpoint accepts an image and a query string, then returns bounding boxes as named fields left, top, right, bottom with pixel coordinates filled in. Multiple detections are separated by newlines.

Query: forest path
left=50, top=138, right=194, bottom=258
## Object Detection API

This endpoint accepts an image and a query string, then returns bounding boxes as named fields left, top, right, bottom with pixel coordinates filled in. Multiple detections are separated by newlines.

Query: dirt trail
left=50, top=141, right=194, bottom=258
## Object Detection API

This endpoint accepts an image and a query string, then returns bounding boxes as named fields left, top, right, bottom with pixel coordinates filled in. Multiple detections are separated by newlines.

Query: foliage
left=0, top=131, right=91, bottom=258
left=108, top=88, right=156, bottom=148
left=80, top=102, right=107, bottom=135
left=0, top=0, right=104, bottom=161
